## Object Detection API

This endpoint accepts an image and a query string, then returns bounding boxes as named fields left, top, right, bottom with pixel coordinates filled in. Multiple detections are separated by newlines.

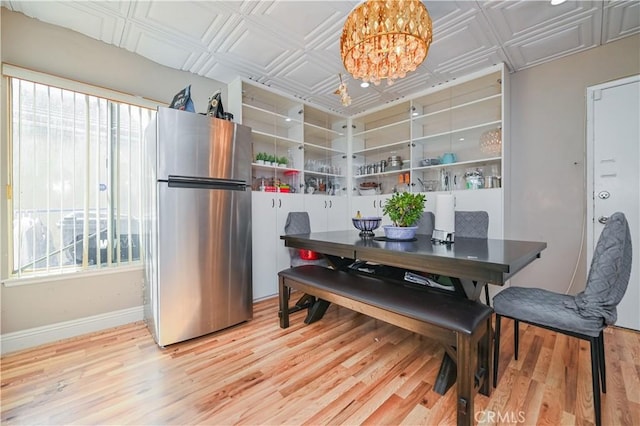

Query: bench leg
left=279, top=276, right=290, bottom=329
left=456, top=335, right=475, bottom=426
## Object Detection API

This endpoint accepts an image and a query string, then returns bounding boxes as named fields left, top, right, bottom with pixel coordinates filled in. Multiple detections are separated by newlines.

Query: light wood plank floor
left=2, top=295, right=639, bottom=425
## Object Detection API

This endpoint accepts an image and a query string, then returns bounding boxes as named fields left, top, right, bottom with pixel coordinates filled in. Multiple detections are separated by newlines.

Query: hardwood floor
left=2, top=295, right=639, bottom=425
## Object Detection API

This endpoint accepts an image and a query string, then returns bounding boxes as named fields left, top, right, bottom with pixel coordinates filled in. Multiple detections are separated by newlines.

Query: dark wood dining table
left=281, top=229, right=547, bottom=394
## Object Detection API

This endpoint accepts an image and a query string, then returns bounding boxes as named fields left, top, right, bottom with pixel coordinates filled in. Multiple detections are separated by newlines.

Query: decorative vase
left=382, top=225, right=418, bottom=240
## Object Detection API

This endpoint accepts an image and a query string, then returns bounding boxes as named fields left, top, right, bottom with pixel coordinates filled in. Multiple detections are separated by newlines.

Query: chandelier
left=479, top=128, right=502, bottom=155
left=340, top=0, right=433, bottom=86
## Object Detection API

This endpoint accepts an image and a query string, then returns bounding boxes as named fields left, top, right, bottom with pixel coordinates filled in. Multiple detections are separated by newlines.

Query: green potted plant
left=267, top=154, right=276, bottom=166
left=278, top=156, right=288, bottom=167
left=255, top=152, right=266, bottom=165
left=381, top=191, right=426, bottom=240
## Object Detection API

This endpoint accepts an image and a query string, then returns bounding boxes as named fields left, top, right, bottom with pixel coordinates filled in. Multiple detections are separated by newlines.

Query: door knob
left=598, top=216, right=609, bottom=224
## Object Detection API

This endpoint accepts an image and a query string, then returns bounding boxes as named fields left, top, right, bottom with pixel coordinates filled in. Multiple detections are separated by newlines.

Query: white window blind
left=8, top=75, right=156, bottom=278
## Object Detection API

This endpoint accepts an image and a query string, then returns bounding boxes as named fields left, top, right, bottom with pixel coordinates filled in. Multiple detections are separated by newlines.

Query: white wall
left=0, top=8, right=228, bottom=336
left=507, top=34, right=640, bottom=294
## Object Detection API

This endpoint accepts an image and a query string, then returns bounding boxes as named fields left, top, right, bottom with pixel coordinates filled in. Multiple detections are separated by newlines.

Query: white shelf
left=412, top=93, right=502, bottom=123
left=252, top=163, right=300, bottom=173
left=353, top=139, right=411, bottom=156
left=412, top=120, right=502, bottom=145
left=412, top=157, right=501, bottom=172
left=304, top=142, right=346, bottom=156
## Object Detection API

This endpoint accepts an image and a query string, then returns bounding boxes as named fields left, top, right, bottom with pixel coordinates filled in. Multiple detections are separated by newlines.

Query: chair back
left=575, top=212, right=633, bottom=324
left=455, top=211, right=489, bottom=238
left=416, top=211, right=435, bottom=236
left=284, top=212, right=311, bottom=235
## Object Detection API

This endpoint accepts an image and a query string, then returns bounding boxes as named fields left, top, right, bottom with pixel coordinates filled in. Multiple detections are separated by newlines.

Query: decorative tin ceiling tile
left=3, top=0, right=638, bottom=115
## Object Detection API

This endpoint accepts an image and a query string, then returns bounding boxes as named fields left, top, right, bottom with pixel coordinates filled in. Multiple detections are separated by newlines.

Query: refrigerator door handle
left=166, top=175, right=248, bottom=191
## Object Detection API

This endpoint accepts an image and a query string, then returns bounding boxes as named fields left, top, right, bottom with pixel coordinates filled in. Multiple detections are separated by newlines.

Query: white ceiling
left=3, top=1, right=639, bottom=115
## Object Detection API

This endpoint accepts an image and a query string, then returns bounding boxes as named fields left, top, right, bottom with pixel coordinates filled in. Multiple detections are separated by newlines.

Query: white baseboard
left=0, top=306, right=144, bottom=356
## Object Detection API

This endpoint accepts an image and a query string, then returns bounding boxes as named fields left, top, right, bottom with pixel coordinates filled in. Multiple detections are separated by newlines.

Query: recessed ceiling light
left=550, top=0, right=566, bottom=5
left=285, top=118, right=292, bottom=122
left=360, top=81, right=370, bottom=88
left=459, top=137, right=465, bottom=141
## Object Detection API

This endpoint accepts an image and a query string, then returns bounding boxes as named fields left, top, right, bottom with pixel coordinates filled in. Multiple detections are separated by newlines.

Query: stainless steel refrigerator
left=143, top=106, right=252, bottom=347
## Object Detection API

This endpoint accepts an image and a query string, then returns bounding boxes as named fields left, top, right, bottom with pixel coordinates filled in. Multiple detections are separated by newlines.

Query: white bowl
left=358, top=188, right=377, bottom=196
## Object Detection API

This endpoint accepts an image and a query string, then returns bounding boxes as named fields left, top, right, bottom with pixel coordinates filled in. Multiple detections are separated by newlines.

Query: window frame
left=2, top=64, right=164, bottom=286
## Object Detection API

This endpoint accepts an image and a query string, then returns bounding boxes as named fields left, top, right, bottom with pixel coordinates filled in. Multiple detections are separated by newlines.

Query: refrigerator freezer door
left=154, top=182, right=252, bottom=346
left=156, top=107, right=251, bottom=182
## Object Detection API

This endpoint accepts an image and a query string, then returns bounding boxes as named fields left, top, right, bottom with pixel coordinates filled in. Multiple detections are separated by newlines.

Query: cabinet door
left=251, top=191, right=278, bottom=300
left=350, top=195, right=379, bottom=219
left=378, top=194, right=394, bottom=226
left=326, top=196, right=349, bottom=231
left=275, top=194, right=305, bottom=276
left=454, top=188, right=503, bottom=238
left=303, top=194, right=330, bottom=232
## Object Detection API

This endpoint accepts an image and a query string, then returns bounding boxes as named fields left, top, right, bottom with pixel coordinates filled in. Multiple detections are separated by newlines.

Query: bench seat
left=278, top=264, right=492, bottom=336
left=278, top=265, right=493, bottom=426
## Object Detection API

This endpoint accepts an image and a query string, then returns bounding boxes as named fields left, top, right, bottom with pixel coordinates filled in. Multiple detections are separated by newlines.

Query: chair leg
left=493, top=314, right=501, bottom=388
left=598, top=330, right=606, bottom=393
left=514, top=319, right=520, bottom=360
left=590, top=337, right=602, bottom=426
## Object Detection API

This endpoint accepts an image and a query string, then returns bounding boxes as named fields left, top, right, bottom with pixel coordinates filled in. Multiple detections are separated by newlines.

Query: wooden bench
left=278, top=265, right=493, bottom=426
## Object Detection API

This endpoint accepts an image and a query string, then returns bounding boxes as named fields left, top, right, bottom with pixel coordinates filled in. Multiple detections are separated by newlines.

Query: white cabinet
left=229, top=78, right=304, bottom=194
left=235, top=65, right=509, bottom=299
left=348, top=64, right=507, bottom=234
left=251, top=191, right=303, bottom=300
left=304, top=194, right=350, bottom=232
left=410, top=68, right=504, bottom=194
left=302, top=105, right=349, bottom=197
left=349, top=65, right=506, bottom=199
left=229, top=79, right=349, bottom=196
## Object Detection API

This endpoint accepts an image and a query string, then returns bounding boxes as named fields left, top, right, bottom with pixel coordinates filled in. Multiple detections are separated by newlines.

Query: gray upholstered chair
left=455, top=210, right=489, bottom=239
left=283, top=212, right=327, bottom=315
left=454, top=211, right=490, bottom=305
left=492, top=212, right=632, bottom=426
left=416, top=211, right=435, bottom=236
left=284, top=212, right=328, bottom=268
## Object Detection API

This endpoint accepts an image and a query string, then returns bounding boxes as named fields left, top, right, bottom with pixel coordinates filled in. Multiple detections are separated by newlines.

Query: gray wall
left=507, top=33, right=639, bottom=294
left=0, top=8, right=227, bottom=334
left=1, top=6, right=639, bottom=336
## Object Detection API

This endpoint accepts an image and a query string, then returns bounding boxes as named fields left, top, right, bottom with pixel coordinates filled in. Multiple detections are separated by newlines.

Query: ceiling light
left=550, top=0, right=567, bottom=5
left=479, top=128, right=502, bottom=155
left=334, top=73, right=352, bottom=106
left=340, top=0, right=433, bottom=86
left=360, top=81, right=370, bottom=88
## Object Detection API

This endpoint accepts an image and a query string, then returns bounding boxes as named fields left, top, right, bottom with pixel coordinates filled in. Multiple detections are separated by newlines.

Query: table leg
left=301, top=255, right=355, bottom=324
left=304, top=299, right=331, bottom=324
left=434, top=351, right=457, bottom=395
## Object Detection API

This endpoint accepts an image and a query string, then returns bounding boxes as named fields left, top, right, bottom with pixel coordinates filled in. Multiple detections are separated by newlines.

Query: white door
left=251, top=191, right=278, bottom=300
left=303, top=194, right=329, bottom=232
left=276, top=193, right=305, bottom=276
left=326, top=196, right=349, bottom=231
left=587, top=75, right=640, bottom=331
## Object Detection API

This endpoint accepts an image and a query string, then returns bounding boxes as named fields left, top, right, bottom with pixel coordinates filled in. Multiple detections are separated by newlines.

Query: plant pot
left=382, top=225, right=418, bottom=240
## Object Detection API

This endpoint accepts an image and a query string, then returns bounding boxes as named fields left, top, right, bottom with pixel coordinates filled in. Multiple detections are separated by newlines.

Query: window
left=8, top=73, right=156, bottom=278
